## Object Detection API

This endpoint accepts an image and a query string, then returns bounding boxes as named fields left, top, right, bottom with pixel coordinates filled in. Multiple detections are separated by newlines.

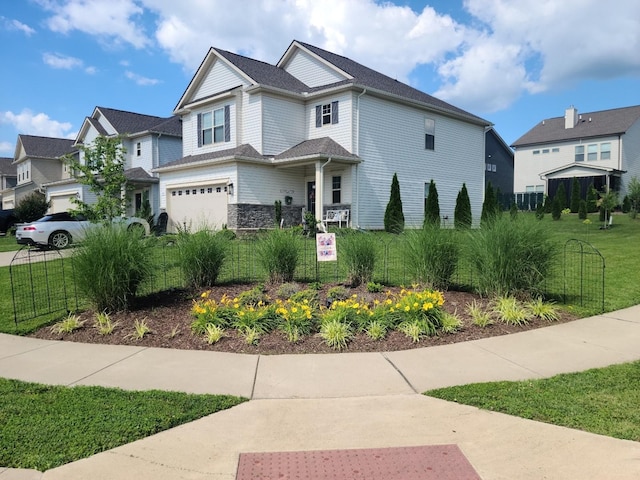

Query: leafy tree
left=481, top=182, right=498, bottom=225
left=555, top=182, right=567, bottom=210
left=384, top=173, right=404, bottom=233
left=454, top=183, right=472, bottom=229
left=424, top=179, right=440, bottom=228
left=570, top=177, right=581, bottom=213
left=15, top=191, right=49, bottom=223
left=63, top=135, right=130, bottom=222
left=622, top=196, right=631, bottom=213
left=597, top=189, right=618, bottom=223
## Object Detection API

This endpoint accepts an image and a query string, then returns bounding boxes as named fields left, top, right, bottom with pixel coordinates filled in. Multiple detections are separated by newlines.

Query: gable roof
left=275, top=137, right=360, bottom=161
left=17, top=135, right=75, bottom=160
left=0, top=157, right=16, bottom=176
left=95, top=107, right=182, bottom=137
left=512, top=105, right=640, bottom=148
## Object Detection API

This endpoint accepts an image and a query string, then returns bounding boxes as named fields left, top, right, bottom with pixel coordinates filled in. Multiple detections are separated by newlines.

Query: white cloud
left=125, top=70, right=160, bottom=86
left=6, top=18, right=36, bottom=36
left=0, top=141, right=14, bottom=154
left=42, top=0, right=151, bottom=49
left=43, top=52, right=83, bottom=69
left=0, top=109, right=76, bottom=139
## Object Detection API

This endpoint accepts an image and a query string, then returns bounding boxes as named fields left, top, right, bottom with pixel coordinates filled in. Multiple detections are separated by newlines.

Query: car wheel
left=49, top=231, right=71, bottom=249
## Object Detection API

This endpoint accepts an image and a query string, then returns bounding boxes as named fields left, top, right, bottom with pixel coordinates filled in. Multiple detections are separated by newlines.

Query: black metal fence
left=10, top=235, right=605, bottom=325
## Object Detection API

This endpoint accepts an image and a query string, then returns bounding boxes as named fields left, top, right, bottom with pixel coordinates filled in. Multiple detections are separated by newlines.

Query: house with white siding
left=45, top=107, right=182, bottom=219
left=512, top=105, right=640, bottom=203
left=155, top=40, right=492, bottom=232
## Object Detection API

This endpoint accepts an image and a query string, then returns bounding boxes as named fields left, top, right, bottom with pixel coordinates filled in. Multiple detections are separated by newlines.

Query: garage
left=166, top=183, right=228, bottom=232
left=49, top=193, right=78, bottom=213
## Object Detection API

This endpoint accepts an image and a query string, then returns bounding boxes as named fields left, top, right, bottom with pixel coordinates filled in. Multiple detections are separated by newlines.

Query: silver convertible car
left=16, top=212, right=150, bottom=249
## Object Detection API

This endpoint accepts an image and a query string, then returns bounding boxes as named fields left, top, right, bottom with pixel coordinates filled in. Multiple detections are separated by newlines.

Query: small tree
left=274, top=200, right=282, bottom=227
left=454, top=183, right=472, bottom=229
left=63, top=135, right=130, bottom=222
left=384, top=173, right=404, bottom=234
left=570, top=177, right=581, bottom=213
left=578, top=199, right=588, bottom=220
left=555, top=182, right=567, bottom=210
left=481, top=182, right=498, bottom=225
left=586, top=183, right=598, bottom=212
left=551, top=194, right=562, bottom=220
left=15, top=191, right=49, bottom=223
left=543, top=194, right=552, bottom=214
left=424, top=179, right=440, bottom=228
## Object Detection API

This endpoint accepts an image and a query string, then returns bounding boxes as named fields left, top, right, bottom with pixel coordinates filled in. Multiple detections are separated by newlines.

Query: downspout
left=355, top=88, right=367, bottom=228
left=317, top=157, right=332, bottom=232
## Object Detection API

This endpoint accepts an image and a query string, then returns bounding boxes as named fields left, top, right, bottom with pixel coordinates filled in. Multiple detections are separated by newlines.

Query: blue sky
left=1, top=0, right=639, bottom=156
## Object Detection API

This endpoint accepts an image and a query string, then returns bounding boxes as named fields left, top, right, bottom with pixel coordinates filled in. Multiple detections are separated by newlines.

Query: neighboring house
left=154, top=40, right=491, bottom=232
left=512, top=105, right=640, bottom=203
left=0, top=157, right=17, bottom=210
left=45, top=107, right=182, bottom=219
left=484, top=128, right=514, bottom=209
left=12, top=135, right=75, bottom=210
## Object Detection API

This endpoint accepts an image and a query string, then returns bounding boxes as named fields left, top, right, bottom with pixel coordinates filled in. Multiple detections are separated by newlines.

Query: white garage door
left=167, top=184, right=228, bottom=232
left=49, top=194, right=77, bottom=213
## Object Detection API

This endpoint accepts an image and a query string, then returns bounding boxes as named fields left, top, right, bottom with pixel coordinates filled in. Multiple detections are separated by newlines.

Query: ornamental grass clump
left=319, top=318, right=353, bottom=350
left=404, top=226, right=459, bottom=289
left=256, top=229, right=301, bottom=283
left=467, top=214, right=559, bottom=297
left=72, top=224, right=153, bottom=312
left=176, top=228, right=229, bottom=289
left=339, top=230, right=379, bottom=286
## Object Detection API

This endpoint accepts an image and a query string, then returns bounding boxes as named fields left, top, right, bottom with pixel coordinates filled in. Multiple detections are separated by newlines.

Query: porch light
left=227, top=183, right=234, bottom=195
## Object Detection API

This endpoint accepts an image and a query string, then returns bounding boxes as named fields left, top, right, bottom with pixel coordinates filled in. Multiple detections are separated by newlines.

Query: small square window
left=172, top=191, right=176, bottom=196
left=207, top=187, right=213, bottom=193
left=200, top=188, right=205, bottom=194
left=178, top=190, right=182, bottom=196
left=192, top=189, right=197, bottom=195
left=216, top=187, right=221, bottom=193
left=492, top=164, right=496, bottom=172
left=185, top=190, right=190, bottom=195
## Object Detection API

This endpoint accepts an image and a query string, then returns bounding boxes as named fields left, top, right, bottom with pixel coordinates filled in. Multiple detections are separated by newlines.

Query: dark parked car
left=0, top=209, right=17, bottom=234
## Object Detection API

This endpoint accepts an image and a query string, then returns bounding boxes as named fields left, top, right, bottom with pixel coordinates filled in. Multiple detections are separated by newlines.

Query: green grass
left=0, top=377, right=247, bottom=471
left=0, top=234, right=19, bottom=252
left=425, top=361, right=640, bottom=441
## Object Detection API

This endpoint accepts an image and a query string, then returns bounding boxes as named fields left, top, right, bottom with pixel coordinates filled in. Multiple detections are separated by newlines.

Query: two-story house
left=45, top=107, right=182, bottom=218
left=512, top=105, right=640, bottom=202
left=12, top=135, right=75, bottom=211
left=0, top=157, right=17, bottom=210
left=154, top=40, right=491, bottom=232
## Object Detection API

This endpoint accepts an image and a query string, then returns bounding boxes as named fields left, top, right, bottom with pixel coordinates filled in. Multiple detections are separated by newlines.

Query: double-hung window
left=575, top=145, right=584, bottom=162
left=332, top=176, right=341, bottom=204
left=425, top=118, right=435, bottom=150
left=315, top=101, right=339, bottom=127
left=587, top=144, right=598, bottom=161
left=198, top=105, right=230, bottom=146
left=600, top=143, right=611, bottom=160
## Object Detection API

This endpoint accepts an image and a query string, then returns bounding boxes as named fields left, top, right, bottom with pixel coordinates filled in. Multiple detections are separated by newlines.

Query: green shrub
left=256, top=228, right=301, bottom=283
left=467, top=215, right=559, bottom=297
left=15, top=191, right=49, bottom=223
left=586, top=184, right=598, bottom=212
left=570, top=177, right=581, bottom=213
left=454, top=183, right=472, bottom=229
left=552, top=194, right=562, bottom=220
left=509, top=202, right=518, bottom=219
left=275, top=282, right=300, bottom=299
left=176, top=229, right=229, bottom=289
left=555, top=182, right=568, bottom=210
left=481, top=182, right=499, bottom=225
left=578, top=199, right=588, bottom=220
left=404, top=226, right=459, bottom=289
left=384, top=173, right=405, bottom=234
left=72, top=224, right=153, bottom=312
left=424, top=179, right=440, bottom=228
left=339, top=230, right=378, bottom=286
left=327, top=285, right=349, bottom=302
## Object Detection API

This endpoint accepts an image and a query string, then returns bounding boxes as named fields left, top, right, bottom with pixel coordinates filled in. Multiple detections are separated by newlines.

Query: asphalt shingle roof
left=0, top=157, right=16, bottom=175
left=97, top=107, right=182, bottom=137
left=19, top=135, right=75, bottom=158
left=512, top=105, right=640, bottom=147
left=157, top=144, right=265, bottom=170
left=275, top=137, right=360, bottom=160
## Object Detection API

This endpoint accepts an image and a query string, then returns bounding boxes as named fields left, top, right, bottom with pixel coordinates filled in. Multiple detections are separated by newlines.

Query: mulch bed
left=29, top=283, right=580, bottom=355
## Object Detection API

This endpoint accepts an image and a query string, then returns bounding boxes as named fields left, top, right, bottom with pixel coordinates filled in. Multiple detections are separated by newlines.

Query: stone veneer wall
left=227, top=203, right=352, bottom=231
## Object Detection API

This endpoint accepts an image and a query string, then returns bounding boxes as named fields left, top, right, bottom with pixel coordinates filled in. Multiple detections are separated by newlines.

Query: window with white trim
left=425, top=118, right=435, bottom=150
left=332, top=176, right=341, bottom=204
left=600, top=143, right=611, bottom=160
left=136, top=142, right=141, bottom=156
left=587, top=144, right=598, bottom=161
left=198, top=105, right=230, bottom=146
left=315, top=101, right=339, bottom=127
left=575, top=145, right=584, bottom=162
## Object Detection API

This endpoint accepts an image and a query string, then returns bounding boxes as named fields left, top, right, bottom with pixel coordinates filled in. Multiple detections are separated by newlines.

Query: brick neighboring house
left=44, top=107, right=182, bottom=219
left=512, top=105, right=640, bottom=203
left=0, top=157, right=17, bottom=210
left=12, top=135, right=75, bottom=210
left=154, top=40, right=493, bottom=232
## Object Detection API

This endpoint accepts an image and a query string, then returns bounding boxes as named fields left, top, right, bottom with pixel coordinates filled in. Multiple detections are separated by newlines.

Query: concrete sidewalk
left=1, top=305, right=640, bottom=479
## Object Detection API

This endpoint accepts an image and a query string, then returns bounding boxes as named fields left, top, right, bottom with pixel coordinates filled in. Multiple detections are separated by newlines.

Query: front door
left=307, top=181, right=316, bottom=214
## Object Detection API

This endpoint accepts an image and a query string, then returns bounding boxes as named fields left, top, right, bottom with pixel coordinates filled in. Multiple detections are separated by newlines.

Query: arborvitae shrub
left=424, top=179, right=440, bottom=228
left=578, top=199, right=588, bottom=220
left=384, top=173, right=405, bottom=234
left=454, top=183, right=472, bottom=229
left=570, top=177, right=581, bottom=213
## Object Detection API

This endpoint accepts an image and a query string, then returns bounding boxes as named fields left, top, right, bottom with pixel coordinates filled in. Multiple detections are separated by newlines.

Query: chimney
left=565, top=106, right=578, bottom=129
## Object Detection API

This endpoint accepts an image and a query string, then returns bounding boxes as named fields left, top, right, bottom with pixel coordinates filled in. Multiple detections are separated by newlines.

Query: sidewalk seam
left=250, top=355, right=261, bottom=400
left=66, top=347, right=150, bottom=387
left=0, top=340, right=60, bottom=361
left=381, top=353, right=419, bottom=394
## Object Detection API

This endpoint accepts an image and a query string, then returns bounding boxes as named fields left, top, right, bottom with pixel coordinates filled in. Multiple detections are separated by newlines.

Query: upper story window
left=587, top=144, right=598, bottom=161
left=198, top=105, right=230, bottom=147
left=315, top=101, right=339, bottom=127
left=136, top=142, right=141, bottom=156
left=533, top=150, right=540, bottom=155
left=552, top=147, right=560, bottom=153
left=425, top=118, right=435, bottom=150
left=575, top=145, right=584, bottom=162
left=600, top=143, right=611, bottom=160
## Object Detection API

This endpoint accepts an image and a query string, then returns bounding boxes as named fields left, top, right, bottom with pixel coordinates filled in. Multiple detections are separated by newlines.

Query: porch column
left=315, top=161, right=323, bottom=224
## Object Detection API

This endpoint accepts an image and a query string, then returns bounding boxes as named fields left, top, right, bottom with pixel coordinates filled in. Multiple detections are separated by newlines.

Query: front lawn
left=425, top=360, right=640, bottom=441
left=0, top=377, right=247, bottom=471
